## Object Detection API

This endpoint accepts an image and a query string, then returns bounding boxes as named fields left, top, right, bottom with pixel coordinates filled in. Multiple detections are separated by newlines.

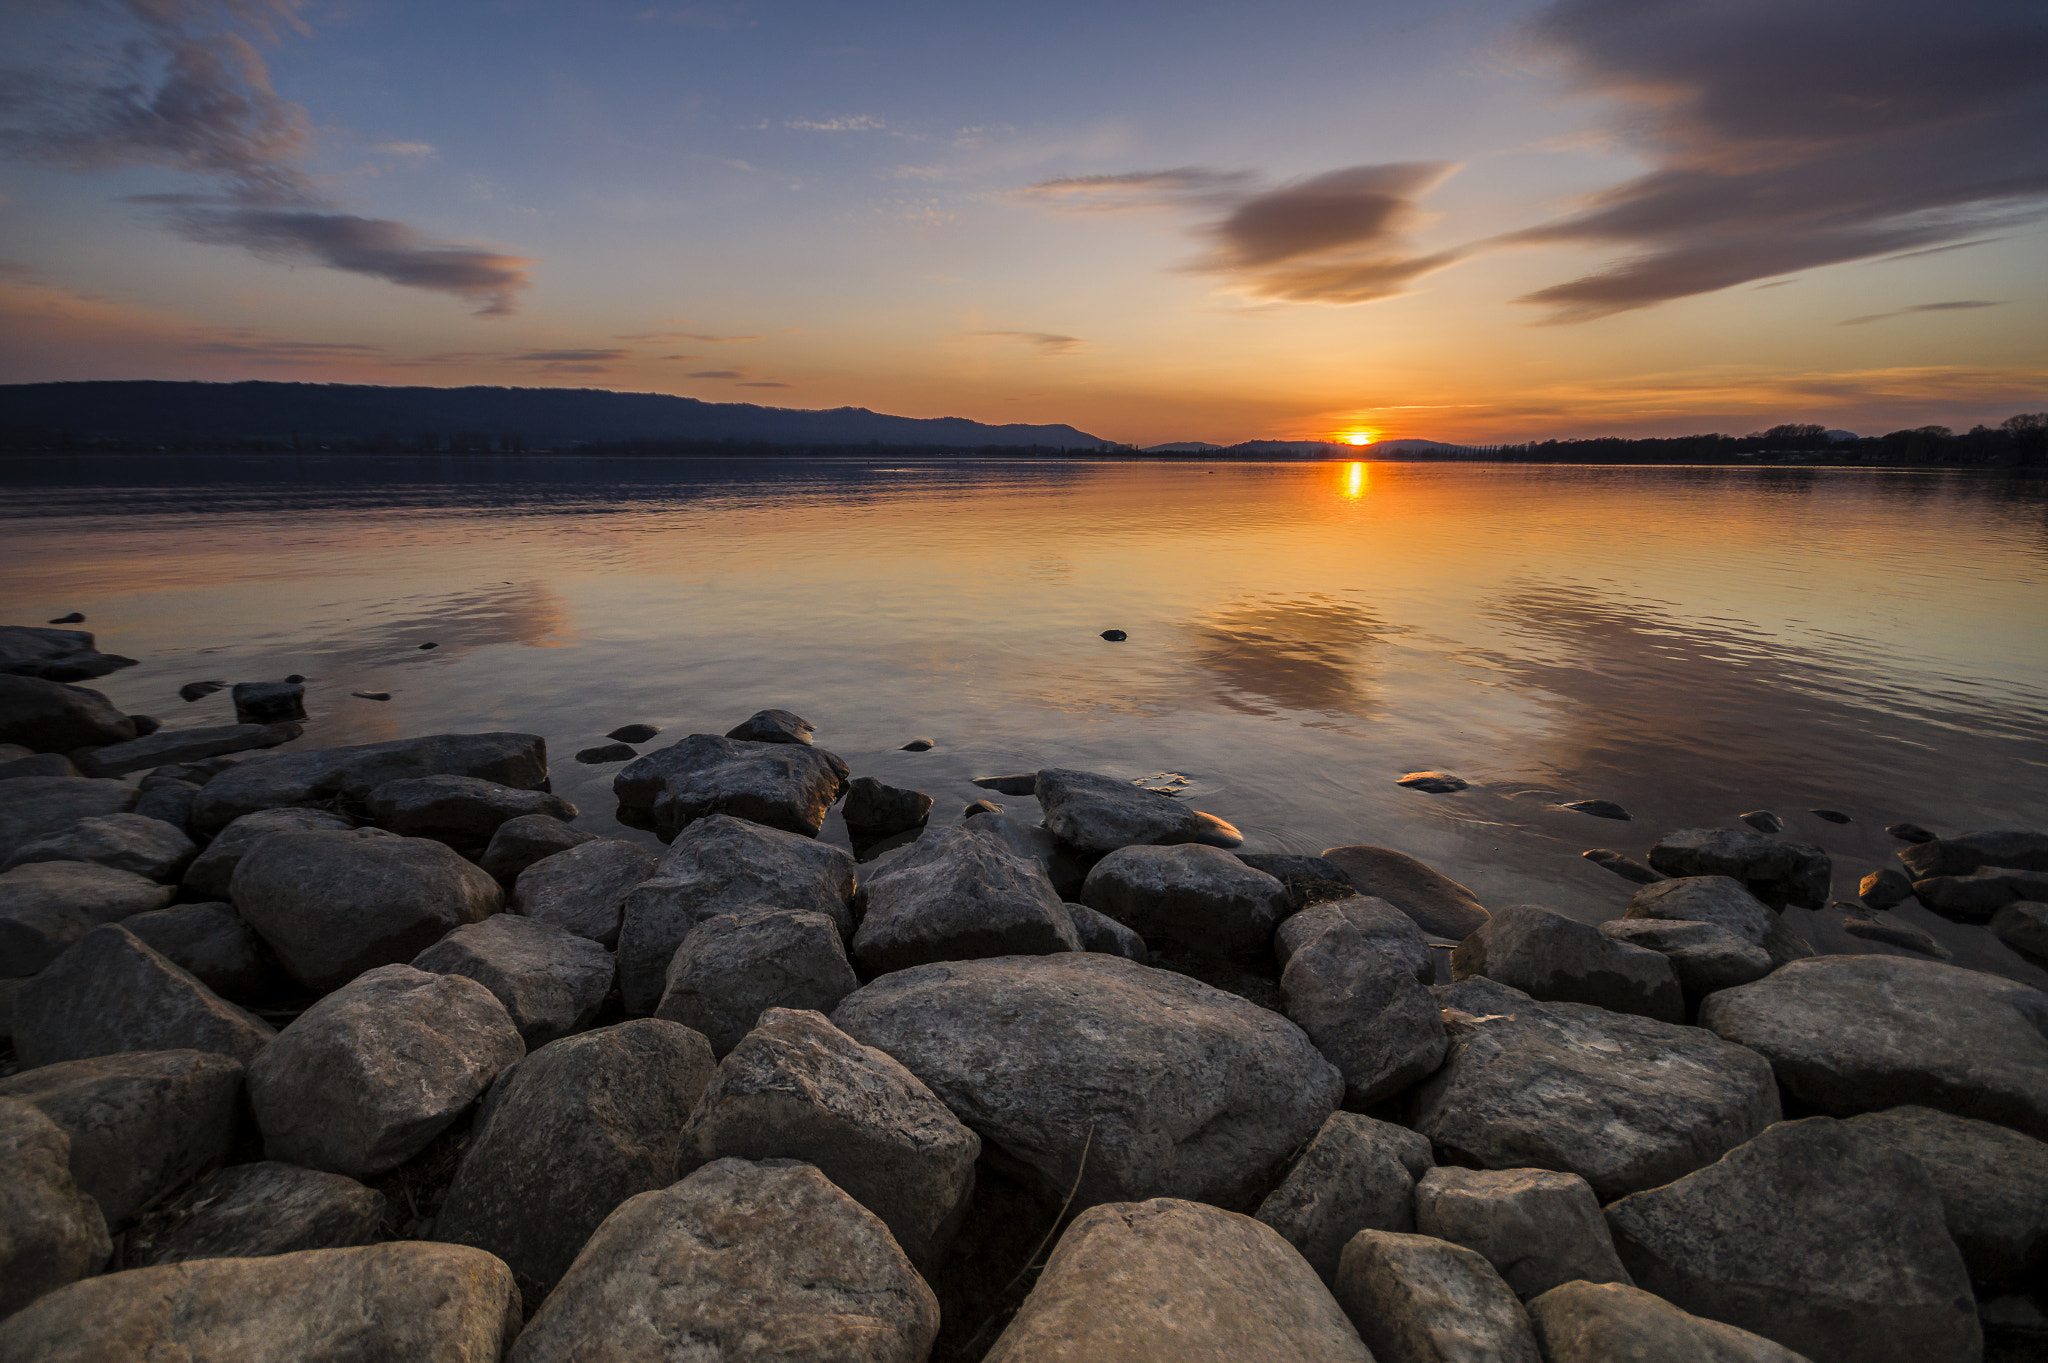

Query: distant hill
left=1142, top=441, right=1228, bottom=452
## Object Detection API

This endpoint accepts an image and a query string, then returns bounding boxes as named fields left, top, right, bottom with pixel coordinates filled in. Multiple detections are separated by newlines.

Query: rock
left=688, top=1008, right=980, bottom=1267
left=232, top=829, right=502, bottom=991
left=4, top=812, right=196, bottom=880
left=1237, top=852, right=1361, bottom=910
left=1412, top=976, right=1782, bottom=1201
left=654, top=908, right=857, bottom=1055
left=1081, top=842, right=1288, bottom=958
left=854, top=821, right=1081, bottom=975
left=1277, top=897, right=1433, bottom=980
left=248, top=965, right=524, bottom=1178
left=479, top=812, right=598, bottom=883
left=191, top=731, right=550, bottom=833
left=436, top=1019, right=716, bottom=1289
left=72, top=721, right=301, bottom=779
left=1333, top=1229, right=1540, bottom=1363
left=365, top=774, right=577, bottom=847
left=0, top=627, right=135, bottom=683
left=1839, top=911, right=1951, bottom=958
left=1560, top=798, right=1630, bottom=820
left=132, top=776, right=199, bottom=831
left=1627, top=874, right=1815, bottom=968
left=1897, top=838, right=1970, bottom=879
left=181, top=806, right=353, bottom=899
left=0, top=674, right=136, bottom=752
left=1604, top=1116, right=1980, bottom=1363
left=1739, top=809, right=1784, bottom=833
left=974, top=811, right=1096, bottom=898
left=412, top=914, right=614, bottom=1046
left=1597, top=917, right=1774, bottom=994
left=0, top=1242, right=522, bottom=1362
left=0, top=774, right=137, bottom=863
left=614, top=732, right=848, bottom=840
left=1912, top=866, right=2048, bottom=922
left=1526, top=1280, right=1817, bottom=1363
left=47, top=613, right=85, bottom=625
left=1067, top=901, right=1148, bottom=960
left=1845, top=1105, right=2048, bottom=1288
left=1036, top=766, right=1205, bottom=853
left=1191, top=810, right=1245, bottom=848
left=231, top=680, right=305, bottom=725
left=129, top=716, right=162, bottom=736
left=1413, top=1167, right=1631, bottom=1299
left=1944, top=829, right=2048, bottom=872
left=1397, top=771, right=1470, bottom=794
left=1452, top=903, right=1683, bottom=1022
left=1582, top=848, right=1666, bottom=884
left=122, top=902, right=279, bottom=999
left=833, top=953, right=1342, bottom=1210
left=962, top=798, right=1002, bottom=818
left=126, top=1161, right=385, bottom=1265
left=0, top=1049, right=243, bottom=1227
left=179, top=680, right=226, bottom=702
left=1699, top=954, right=2048, bottom=1138
left=13, top=924, right=275, bottom=1068
left=1320, top=845, right=1490, bottom=939
left=1100, top=628, right=1128, bottom=641
left=1888, top=820, right=1938, bottom=843
left=842, top=775, right=934, bottom=838
left=607, top=723, right=659, bottom=743
left=987, top=1198, right=1372, bottom=1363
left=573, top=742, right=636, bottom=764
left=1256, top=1112, right=1434, bottom=1281
left=418, top=641, right=437, bottom=650
left=508, top=1158, right=939, bottom=1363
left=617, top=814, right=855, bottom=1013
left=1860, top=866, right=1914, bottom=908
left=973, top=772, right=1039, bottom=796
left=900, top=736, right=934, bottom=751
left=1281, top=907, right=1448, bottom=1107
left=1811, top=808, right=1851, bottom=824
left=0, top=751, right=78, bottom=779
left=351, top=690, right=390, bottom=701
left=0, top=858, right=176, bottom=925
left=723, top=707, right=816, bottom=745
left=511, top=835, right=657, bottom=950
left=0, top=899, right=98, bottom=975
left=1992, top=901, right=2048, bottom=959
left=0, top=1098, right=109, bottom=1318
left=1648, top=827, right=1832, bottom=908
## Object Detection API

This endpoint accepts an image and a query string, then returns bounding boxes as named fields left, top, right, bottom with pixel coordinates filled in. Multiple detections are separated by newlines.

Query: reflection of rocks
left=1187, top=593, right=1385, bottom=717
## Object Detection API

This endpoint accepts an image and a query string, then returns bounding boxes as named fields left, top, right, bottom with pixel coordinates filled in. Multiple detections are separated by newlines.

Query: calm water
left=5, top=454, right=2046, bottom=984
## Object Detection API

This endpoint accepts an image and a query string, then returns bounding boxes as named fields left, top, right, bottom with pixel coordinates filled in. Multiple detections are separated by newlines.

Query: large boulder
left=247, top=965, right=524, bottom=1178
left=841, top=776, right=933, bottom=841
left=365, top=774, right=578, bottom=847
left=12, top=924, right=275, bottom=1068
left=1413, top=1166, right=1631, bottom=1300
left=1699, top=954, right=2048, bottom=1138
left=1899, top=830, right=2048, bottom=878
left=120, top=902, right=278, bottom=1000
left=0, top=1242, right=522, bottom=1363
left=1598, top=917, right=1774, bottom=994
left=180, top=807, right=352, bottom=899
left=1527, top=1281, right=1817, bottom=1363
left=655, top=907, right=858, bottom=1055
left=4, top=812, right=196, bottom=881
left=688, top=1008, right=980, bottom=1268
left=1319, top=845, right=1490, bottom=938
left=0, top=775, right=137, bottom=863
left=1604, top=1117, right=1980, bottom=1363
left=1845, top=1105, right=2048, bottom=1288
left=0, top=1098, right=109, bottom=1318
left=1993, top=901, right=2048, bottom=959
left=479, top=812, right=596, bottom=883
left=1333, top=1229, right=1540, bottom=1363
left=1, top=858, right=176, bottom=935
left=1627, top=875, right=1815, bottom=968
left=1275, top=896, right=1433, bottom=981
left=1649, top=827, right=1832, bottom=908
left=126, top=1161, right=386, bottom=1266
left=1255, top=1112, right=1435, bottom=1282
left=1280, top=905, right=1448, bottom=1107
left=1411, top=976, right=1782, bottom=1201
left=0, top=628, right=134, bottom=683
left=854, top=821, right=1082, bottom=975
left=131, top=777, right=199, bottom=835
left=511, top=835, right=657, bottom=948
left=1035, top=767, right=1205, bottom=853
left=411, top=913, right=614, bottom=1046
left=0, top=899, right=98, bottom=976
left=72, top=722, right=301, bottom=779
left=1911, top=866, right=2048, bottom=922
left=0, top=673, right=135, bottom=752
left=1080, top=843, right=1289, bottom=958
left=1452, top=903, right=1682, bottom=1022
left=832, top=953, right=1342, bottom=1211
left=612, top=732, right=848, bottom=840
left=231, top=828, right=501, bottom=991
left=191, top=731, right=550, bottom=833
left=986, top=1198, right=1372, bottom=1363
left=508, top=1158, right=939, bottom=1363
left=436, top=1020, right=716, bottom=1290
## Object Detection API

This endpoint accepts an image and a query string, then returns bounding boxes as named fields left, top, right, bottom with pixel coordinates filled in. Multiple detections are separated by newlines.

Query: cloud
left=1838, top=300, right=2003, bottom=325
left=372, top=141, right=435, bottom=158
left=686, top=370, right=743, bottom=379
left=785, top=115, right=887, bottom=133
left=738, top=381, right=791, bottom=387
left=966, top=330, right=1084, bottom=356
left=510, top=348, right=632, bottom=362
left=1022, top=167, right=1257, bottom=213
left=188, top=335, right=385, bottom=363
left=613, top=330, right=761, bottom=342
left=175, top=210, right=531, bottom=313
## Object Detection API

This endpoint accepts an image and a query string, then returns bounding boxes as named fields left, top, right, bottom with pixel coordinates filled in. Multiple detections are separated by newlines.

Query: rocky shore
left=1, top=637, right=2046, bottom=1362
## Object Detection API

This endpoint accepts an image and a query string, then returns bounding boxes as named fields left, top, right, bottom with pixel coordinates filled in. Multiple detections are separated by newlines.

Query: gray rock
left=1413, top=1167, right=1631, bottom=1300
left=608, top=723, right=660, bottom=744
left=436, top=1019, right=716, bottom=1289
left=191, top=731, right=550, bottom=833
left=841, top=775, right=933, bottom=837
left=963, top=798, right=1003, bottom=818
left=248, top=965, right=524, bottom=1178
left=1281, top=907, right=1448, bottom=1107
left=972, top=811, right=1096, bottom=899
left=1992, top=901, right=2048, bottom=959
left=508, top=1158, right=939, bottom=1363
left=1238, top=852, right=1361, bottom=911
left=231, top=829, right=502, bottom=991
left=1845, top=1105, right=2048, bottom=1288
left=181, top=806, right=353, bottom=899
left=1036, top=766, right=1205, bottom=853
left=654, top=908, right=858, bottom=1056
left=573, top=742, right=636, bottom=764
left=178, top=680, right=226, bottom=703
left=1081, top=843, right=1288, bottom=958
left=0, top=673, right=135, bottom=751
left=613, top=732, right=848, bottom=841
left=1811, top=808, right=1851, bottom=824
left=687, top=1007, right=980, bottom=1267
left=833, top=953, right=1342, bottom=1211
left=479, top=811, right=598, bottom=883
left=1277, top=897, right=1436, bottom=982
left=1452, top=903, right=1683, bottom=1022
left=72, top=722, right=301, bottom=779
left=1320, top=844, right=1491, bottom=939
left=1598, top=917, right=1774, bottom=994
left=1739, top=809, right=1784, bottom=833
left=1889, top=821, right=1939, bottom=844
left=0, top=899, right=97, bottom=976
left=1398, top=770, right=1470, bottom=794
left=617, top=813, right=855, bottom=1013
left=412, top=914, right=614, bottom=1046
left=972, top=772, right=1038, bottom=796
left=1839, top=911, right=1951, bottom=958
left=855, top=821, right=1081, bottom=975
left=1067, top=901, right=1148, bottom=960
left=121, top=902, right=278, bottom=1000
left=4, top=812, right=196, bottom=881
left=365, top=774, right=578, bottom=847
left=1604, top=1116, right=1980, bottom=1363
left=126, top=1161, right=385, bottom=1266
left=1413, top=976, right=1783, bottom=1201
left=2, top=626, right=123, bottom=680
left=986, top=1198, right=1373, bottom=1363
left=1256, top=1112, right=1434, bottom=1281
left=231, top=680, right=305, bottom=725
left=1627, top=874, right=1815, bottom=968
left=1911, top=866, right=2048, bottom=922
left=511, top=835, right=657, bottom=949
left=0, top=1049, right=243, bottom=1227
left=1860, top=866, right=1914, bottom=908
left=1, top=858, right=176, bottom=931
left=1334, top=1229, right=1540, bottom=1363
left=1526, top=1280, right=1817, bottom=1363
left=1902, top=830, right=2048, bottom=877
left=900, top=736, right=934, bottom=751
left=1582, top=847, right=1666, bottom=884
left=1648, top=827, right=1832, bottom=908
left=0, top=975, right=15, bottom=1043
left=0, top=751, right=79, bottom=780
left=0, top=1242, right=522, bottom=1363
left=13, top=924, right=275, bottom=1068
left=1560, top=798, right=1630, bottom=820
left=131, top=777, right=199, bottom=832
left=724, top=707, right=815, bottom=745
left=0, top=774, right=137, bottom=864
left=1699, top=954, right=2048, bottom=1138
left=0, top=1097, right=110, bottom=1317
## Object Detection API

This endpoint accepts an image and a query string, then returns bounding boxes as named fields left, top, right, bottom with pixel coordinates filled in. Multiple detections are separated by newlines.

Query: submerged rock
left=1739, top=810, right=1784, bottom=834
left=607, top=723, right=660, bottom=743
left=972, top=772, right=1038, bottom=796
left=1397, top=770, right=1469, bottom=793
left=1887, top=821, right=1938, bottom=844
left=614, top=732, right=848, bottom=840
left=1320, top=845, right=1490, bottom=939
left=1560, top=798, right=1630, bottom=820
left=723, top=707, right=816, bottom=745
left=573, top=742, right=636, bottom=764
left=1581, top=848, right=1666, bottom=885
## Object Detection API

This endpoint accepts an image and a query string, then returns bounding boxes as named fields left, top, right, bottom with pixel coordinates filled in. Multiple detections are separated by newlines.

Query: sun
left=1339, top=429, right=1378, bottom=446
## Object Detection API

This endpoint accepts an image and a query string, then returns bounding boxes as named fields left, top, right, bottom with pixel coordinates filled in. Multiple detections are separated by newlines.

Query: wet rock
left=1911, top=866, right=2048, bottom=922
left=412, top=913, right=614, bottom=1046
left=0, top=751, right=78, bottom=779
left=0, top=774, right=137, bottom=863
left=573, top=742, right=636, bottom=764
left=365, top=773, right=577, bottom=847
left=1859, top=865, right=1914, bottom=908
left=614, top=732, right=848, bottom=840
left=1945, top=829, right=2048, bottom=872
left=1740, top=809, right=1784, bottom=833
left=1413, top=1167, right=1631, bottom=1300
left=1452, top=903, right=1683, bottom=1022
left=75, top=722, right=302, bottom=780
left=13, top=924, right=275, bottom=1067
left=229, top=681, right=305, bottom=725
left=900, top=736, right=934, bottom=751
left=508, top=1158, right=939, bottom=1363
left=607, top=723, right=659, bottom=743
left=1845, top=1105, right=2048, bottom=1289
left=1581, top=847, right=1666, bottom=885
left=232, top=829, right=501, bottom=991
left=1839, top=910, right=1951, bottom=958
left=0, top=674, right=136, bottom=753
left=248, top=964, right=523, bottom=1178
left=1648, top=827, right=1832, bottom=908
left=47, top=613, right=85, bottom=625
left=1082, top=842, right=1288, bottom=959
left=972, top=772, right=1038, bottom=796
left=4, top=812, right=196, bottom=880
left=0, top=858, right=176, bottom=927
left=179, top=680, right=226, bottom=702
left=283, top=674, right=305, bottom=685
left=855, top=820, right=1081, bottom=974
left=1560, top=798, right=1630, bottom=820
left=479, top=812, right=598, bottom=884
left=126, top=1161, right=385, bottom=1266
left=723, top=707, right=816, bottom=745
left=1334, top=1229, right=1540, bottom=1363
left=181, top=806, right=352, bottom=899
left=1277, top=897, right=1433, bottom=980
left=1526, top=1280, right=1817, bottom=1363
left=963, top=797, right=1003, bottom=818
left=0, top=1098, right=109, bottom=1318
left=1237, top=852, right=1360, bottom=910
left=842, top=775, right=934, bottom=838
left=0, top=627, right=135, bottom=684
left=1036, top=766, right=1204, bottom=853
left=1412, top=976, right=1782, bottom=1201
left=617, top=813, right=854, bottom=1013
left=1810, top=808, right=1851, bottom=824
left=0, top=1049, right=243, bottom=1227
left=1888, top=820, right=1938, bottom=843
left=437, top=1019, right=715, bottom=1290
left=654, top=908, right=857, bottom=1055
left=987, top=1198, right=1372, bottom=1363
left=1992, top=901, right=2048, bottom=959
left=511, top=835, right=657, bottom=949
left=1699, top=954, right=2048, bottom=1138
left=1604, top=1116, right=1980, bottom=1363
left=191, top=730, right=550, bottom=833
left=1627, top=874, right=1815, bottom=968
left=1282, top=908, right=1448, bottom=1107
left=1897, top=838, right=1969, bottom=879
left=0, top=1242, right=522, bottom=1362
left=1597, top=917, right=1774, bottom=994
left=688, top=1008, right=980, bottom=1268
left=1255, top=1112, right=1434, bottom=1282
left=351, top=690, right=390, bottom=701
left=132, top=776, right=199, bottom=832
left=120, top=902, right=278, bottom=1000
left=1397, top=771, right=1470, bottom=794
left=1320, top=845, right=1490, bottom=939
left=833, top=953, right=1342, bottom=1210
left=1067, top=901, right=1148, bottom=960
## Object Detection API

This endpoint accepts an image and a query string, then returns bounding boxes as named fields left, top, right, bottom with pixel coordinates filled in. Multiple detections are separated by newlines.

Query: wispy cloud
left=738, top=380, right=791, bottom=387
left=965, top=330, right=1085, bottom=355
left=188, top=335, right=385, bottom=363
left=371, top=141, right=435, bottom=159
left=1838, top=300, right=2003, bottom=325
left=511, top=349, right=633, bottom=362
left=613, top=330, right=762, bottom=342
left=784, top=115, right=887, bottom=133
left=686, top=369, right=743, bottom=379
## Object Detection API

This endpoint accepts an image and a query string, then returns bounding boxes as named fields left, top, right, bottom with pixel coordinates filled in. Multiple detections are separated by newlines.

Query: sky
left=0, top=0, right=2042, bottom=446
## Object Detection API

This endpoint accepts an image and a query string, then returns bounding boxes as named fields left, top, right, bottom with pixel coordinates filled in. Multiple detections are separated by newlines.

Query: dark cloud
left=189, top=335, right=383, bottom=363
left=738, top=380, right=791, bottom=387
left=614, top=330, right=763, bottom=342
left=177, top=210, right=531, bottom=314
left=687, top=370, right=743, bottom=379
left=510, top=349, right=632, bottom=363
left=967, top=330, right=1083, bottom=355
left=1838, top=300, right=2003, bottom=326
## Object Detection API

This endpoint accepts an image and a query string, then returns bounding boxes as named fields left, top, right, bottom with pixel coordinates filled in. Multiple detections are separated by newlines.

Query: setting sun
left=1340, top=430, right=1378, bottom=447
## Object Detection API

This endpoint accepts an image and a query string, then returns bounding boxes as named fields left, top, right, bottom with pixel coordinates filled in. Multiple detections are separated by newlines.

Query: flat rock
left=723, top=707, right=815, bottom=745
left=972, top=772, right=1038, bottom=796
left=4, top=812, right=196, bottom=880
left=0, top=627, right=135, bottom=683
left=1839, top=911, right=1951, bottom=958
left=855, top=821, right=1081, bottom=975
left=1320, top=845, right=1491, bottom=939
left=1397, top=770, right=1470, bottom=794
left=1582, top=848, right=1665, bottom=885
left=0, top=674, right=135, bottom=751
left=573, top=742, right=636, bottom=764
left=1846, top=1105, right=2048, bottom=1289
left=126, top=1160, right=385, bottom=1266
left=1256, top=1112, right=1435, bottom=1281
left=655, top=907, right=858, bottom=1055
left=181, top=806, right=353, bottom=899
left=1604, top=1116, right=1980, bottom=1363
left=1081, top=842, right=1288, bottom=958
left=479, top=812, right=597, bottom=883
left=191, top=731, right=550, bottom=833
left=833, top=953, right=1342, bottom=1211
left=1992, top=901, right=2048, bottom=960
left=1911, top=866, right=2048, bottom=922
left=0, top=774, right=137, bottom=863
left=987, top=1198, right=1373, bottom=1363
left=607, top=723, right=659, bottom=744
left=412, top=913, right=615, bottom=1046
left=1598, top=917, right=1774, bottom=994
left=0, top=858, right=176, bottom=930
left=72, top=722, right=301, bottom=779
left=511, top=835, right=656, bottom=949
left=1859, top=866, right=1914, bottom=908
left=1036, top=766, right=1204, bottom=853
left=1527, top=1280, right=1816, bottom=1363
left=1334, top=1229, right=1540, bottom=1363
left=13, top=924, right=275, bottom=1068
left=366, top=773, right=577, bottom=847
left=1414, top=1166, right=1631, bottom=1300
left=1649, top=827, right=1832, bottom=908
left=230, top=680, right=305, bottom=725
left=1067, top=901, right=1148, bottom=960
left=614, top=732, right=848, bottom=840
left=121, top=902, right=278, bottom=1000
left=1453, top=903, right=1682, bottom=1022
left=507, top=1158, right=939, bottom=1363
left=0, top=1097, right=109, bottom=1318
left=247, top=965, right=524, bottom=1178
left=437, top=1019, right=716, bottom=1289
left=1739, top=809, right=1784, bottom=833
left=1281, top=906, right=1448, bottom=1107
left=0, top=751, right=78, bottom=779
left=1412, top=976, right=1783, bottom=1201
left=1560, top=798, right=1630, bottom=820
left=842, top=775, right=933, bottom=838
left=1627, top=874, right=1815, bottom=968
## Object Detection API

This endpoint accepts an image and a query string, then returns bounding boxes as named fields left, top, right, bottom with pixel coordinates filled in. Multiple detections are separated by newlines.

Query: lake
left=5, top=453, right=2045, bottom=984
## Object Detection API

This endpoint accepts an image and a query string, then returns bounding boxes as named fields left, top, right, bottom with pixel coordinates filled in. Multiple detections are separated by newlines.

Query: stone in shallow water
left=0, top=674, right=135, bottom=753
left=841, top=775, right=933, bottom=838
left=972, top=772, right=1038, bottom=796
left=613, top=732, right=848, bottom=841
left=1035, top=766, right=1204, bottom=853
left=1559, top=798, right=1630, bottom=820
left=723, top=707, right=815, bottom=745
left=573, top=742, right=636, bottom=764
left=1739, top=809, right=1784, bottom=833
left=1320, top=844, right=1490, bottom=939
left=0, top=630, right=135, bottom=684
left=1839, top=911, right=1950, bottom=958
left=607, top=723, right=659, bottom=743
left=1887, top=820, right=1937, bottom=843
left=1810, top=808, right=1851, bottom=824
left=899, top=736, right=933, bottom=751
left=1859, top=866, right=1913, bottom=908
left=1397, top=770, right=1469, bottom=793
left=1582, top=847, right=1665, bottom=885
left=230, top=680, right=305, bottom=725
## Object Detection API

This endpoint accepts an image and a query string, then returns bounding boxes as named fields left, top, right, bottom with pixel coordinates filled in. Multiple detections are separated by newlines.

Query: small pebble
left=963, top=799, right=1003, bottom=819
left=418, top=642, right=437, bottom=650
left=1886, top=821, right=1937, bottom=843
left=285, top=673, right=306, bottom=684
left=575, top=742, right=638, bottom=765
left=1739, top=809, right=1784, bottom=833
left=1809, top=808, right=1851, bottom=824
left=1560, top=798, right=1631, bottom=821
left=901, top=737, right=935, bottom=752
left=352, top=690, right=391, bottom=701
left=1397, top=771, right=1468, bottom=794
left=47, top=612, right=85, bottom=624
left=608, top=723, right=660, bottom=744
left=1100, top=629, right=1127, bottom=641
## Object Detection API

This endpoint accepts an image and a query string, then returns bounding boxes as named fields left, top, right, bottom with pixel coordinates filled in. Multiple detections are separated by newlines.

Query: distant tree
left=1759, top=423, right=1827, bottom=441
